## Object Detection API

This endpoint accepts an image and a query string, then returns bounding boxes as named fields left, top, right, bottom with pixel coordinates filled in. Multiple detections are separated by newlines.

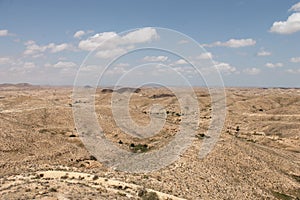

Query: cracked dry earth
left=0, top=84, right=299, bottom=199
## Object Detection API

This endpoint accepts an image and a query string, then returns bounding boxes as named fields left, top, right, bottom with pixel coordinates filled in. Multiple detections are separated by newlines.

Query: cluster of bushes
left=129, top=143, right=149, bottom=153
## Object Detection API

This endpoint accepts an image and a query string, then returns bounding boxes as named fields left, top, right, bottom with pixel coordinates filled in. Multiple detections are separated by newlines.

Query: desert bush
left=130, top=143, right=149, bottom=153
left=138, top=189, right=159, bottom=200
left=92, top=175, right=99, bottom=180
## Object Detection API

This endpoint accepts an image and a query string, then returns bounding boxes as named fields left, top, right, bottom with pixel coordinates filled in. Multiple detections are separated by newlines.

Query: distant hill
left=0, top=83, right=32, bottom=87
left=0, top=83, right=40, bottom=89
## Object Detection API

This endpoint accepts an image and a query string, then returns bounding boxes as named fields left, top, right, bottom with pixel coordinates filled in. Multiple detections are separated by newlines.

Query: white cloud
left=78, top=32, right=118, bottom=51
left=44, top=63, right=51, bottom=68
left=23, top=62, right=36, bottom=69
left=174, top=59, right=188, bottom=65
left=23, top=40, right=46, bottom=55
left=80, top=65, right=99, bottom=72
left=290, top=57, right=300, bottom=63
left=8, top=66, right=23, bottom=73
left=116, top=63, right=130, bottom=67
left=78, top=27, right=159, bottom=52
left=289, top=2, right=300, bottom=12
left=143, top=56, right=168, bottom=62
left=95, top=48, right=127, bottom=59
left=204, top=38, right=256, bottom=48
left=265, top=62, right=283, bottom=68
left=48, top=43, right=71, bottom=53
left=122, top=27, right=159, bottom=43
left=270, top=13, right=300, bottom=34
left=173, top=66, right=185, bottom=73
left=79, top=28, right=159, bottom=59
left=243, top=67, right=261, bottom=75
left=178, top=40, right=189, bottom=44
left=257, top=50, right=271, bottom=56
left=0, top=57, right=22, bottom=66
left=24, top=40, right=35, bottom=46
left=53, top=61, right=76, bottom=68
left=286, top=68, right=300, bottom=74
left=0, top=57, right=12, bottom=65
left=0, top=29, right=8, bottom=36
left=2, top=60, right=35, bottom=74
left=215, top=62, right=237, bottom=74
left=24, top=40, right=73, bottom=56
left=106, top=66, right=127, bottom=75
left=155, top=64, right=196, bottom=75
left=74, top=30, right=85, bottom=38
left=196, top=52, right=213, bottom=59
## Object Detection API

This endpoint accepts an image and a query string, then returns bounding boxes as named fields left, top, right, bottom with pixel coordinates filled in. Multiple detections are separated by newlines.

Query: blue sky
left=1, top=0, right=300, bottom=87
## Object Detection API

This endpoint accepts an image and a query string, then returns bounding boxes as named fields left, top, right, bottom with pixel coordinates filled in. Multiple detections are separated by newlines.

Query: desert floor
left=0, top=84, right=299, bottom=199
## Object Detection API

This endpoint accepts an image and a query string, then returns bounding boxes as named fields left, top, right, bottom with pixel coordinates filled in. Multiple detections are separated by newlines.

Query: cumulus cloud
left=290, top=57, right=300, bottom=63
left=286, top=68, right=300, bottom=74
left=78, top=32, right=118, bottom=51
left=122, top=27, right=159, bottom=43
left=74, top=30, right=85, bottom=38
left=265, top=62, right=283, bottom=68
left=78, top=28, right=159, bottom=58
left=174, top=59, right=188, bottom=65
left=203, top=38, right=256, bottom=48
left=0, top=29, right=9, bottom=36
left=196, top=52, right=213, bottom=59
left=214, top=62, right=237, bottom=74
left=95, top=48, right=127, bottom=59
left=80, top=65, right=99, bottom=72
left=243, top=67, right=261, bottom=75
left=116, top=63, right=130, bottom=67
left=154, top=64, right=196, bottom=76
left=270, top=13, right=300, bottom=34
left=24, top=40, right=73, bottom=56
left=23, top=62, right=36, bottom=69
left=0, top=57, right=12, bottom=65
left=257, top=50, right=271, bottom=56
left=23, top=40, right=46, bottom=56
left=143, top=56, right=168, bottom=62
left=0, top=57, right=22, bottom=66
left=53, top=61, right=76, bottom=68
left=289, top=2, right=300, bottom=12
left=48, top=43, right=71, bottom=53
left=106, top=66, right=127, bottom=75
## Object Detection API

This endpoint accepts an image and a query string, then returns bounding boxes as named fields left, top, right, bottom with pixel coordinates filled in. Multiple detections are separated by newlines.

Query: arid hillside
left=0, top=85, right=299, bottom=199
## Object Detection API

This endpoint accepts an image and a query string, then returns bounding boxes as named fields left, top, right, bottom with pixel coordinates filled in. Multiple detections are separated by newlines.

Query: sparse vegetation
left=38, top=129, right=48, bottom=134
left=0, top=86, right=299, bottom=199
left=92, top=175, right=99, bottom=180
left=195, top=133, right=210, bottom=139
left=175, top=112, right=181, bottom=116
left=129, top=143, right=149, bottom=153
left=138, top=189, right=159, bottom=200
left=60, top=175, right=68, bottom=179
left=271, top=191, right=293, bottom=200
left=49, top=187, right=57, bottom=192
left=151, top=93, right=175, bottom=98
left=291, top=174, right=300, bottom=183
left=89, top=155, right=97, bottom=161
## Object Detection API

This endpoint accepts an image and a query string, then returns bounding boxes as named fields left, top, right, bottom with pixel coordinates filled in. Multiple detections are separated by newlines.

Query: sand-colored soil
left=0, top=85, right=299, bottom=199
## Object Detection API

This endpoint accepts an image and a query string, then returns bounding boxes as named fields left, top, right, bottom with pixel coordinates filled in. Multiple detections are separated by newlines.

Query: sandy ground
left=0, top=85, right=299, bottom=199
